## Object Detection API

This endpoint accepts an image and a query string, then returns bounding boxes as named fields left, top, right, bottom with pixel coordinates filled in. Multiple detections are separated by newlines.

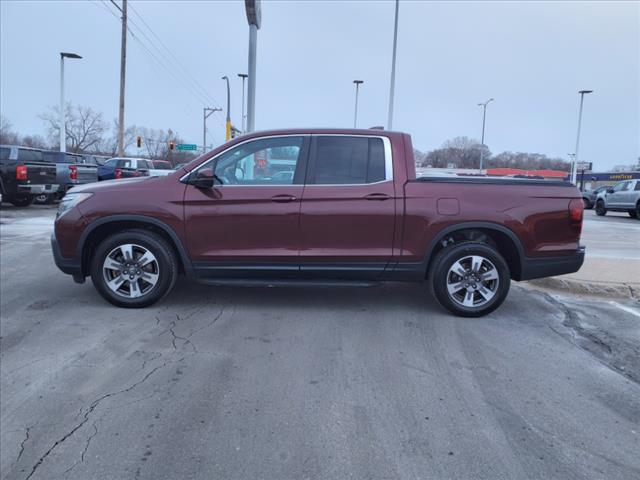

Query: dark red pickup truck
left=52, top=129, right=584, bottom=316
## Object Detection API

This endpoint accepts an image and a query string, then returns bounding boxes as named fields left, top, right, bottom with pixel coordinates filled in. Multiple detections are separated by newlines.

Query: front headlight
left=57, top=192, right=93, bottom=218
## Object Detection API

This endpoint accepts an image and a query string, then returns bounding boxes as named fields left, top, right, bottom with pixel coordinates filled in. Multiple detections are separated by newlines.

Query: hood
left=68, top=176, right=157, bottom=193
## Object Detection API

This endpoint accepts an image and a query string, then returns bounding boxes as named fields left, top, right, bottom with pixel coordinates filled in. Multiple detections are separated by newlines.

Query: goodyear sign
left=584, top=172, right=640, bottom=181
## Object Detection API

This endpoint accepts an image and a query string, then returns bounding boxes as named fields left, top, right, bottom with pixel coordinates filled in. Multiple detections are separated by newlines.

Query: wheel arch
left=77, top=215, right=193, bottom=278
left=423, top=222, right=525, bottom=281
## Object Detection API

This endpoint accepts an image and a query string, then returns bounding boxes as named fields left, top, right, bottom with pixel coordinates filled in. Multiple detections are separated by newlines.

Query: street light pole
left=387, top=0, right=399, bottom=130
left=238, top=73, right=248, bottom=133
left=572, top=89, right=593, bottom=185
left=353, top=80, right=363, bottom=128
left=118, top=0, right=127, bottom=156
left=59, top=52, right=82, bottom=153
left=477, top=97, right=494, bottom=172
left=245, top=0, right=261, bottom=133
left=203, top=107, right=222, bottom=153
left=222, top=76, right=231, bottom=141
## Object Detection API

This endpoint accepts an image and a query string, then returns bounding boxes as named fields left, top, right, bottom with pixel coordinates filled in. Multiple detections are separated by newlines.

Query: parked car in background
left=149, top=160, right=174, bottom=176
left=595, top=179, right=640, bottom=219
left=52, top=128, right=585, bottom=317
left=0, top=145, right=59, bottom=207
left=98, top=157, right=151, bottom=181
left=38, top=151, right=99, bottom=203
left=582, top=185, right=609, bottom=209
left=174, top=163, right=187, bottom=170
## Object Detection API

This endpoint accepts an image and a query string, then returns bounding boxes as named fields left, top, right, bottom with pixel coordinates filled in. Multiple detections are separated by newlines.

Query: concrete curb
left=524, top=277, right=639, bottom=299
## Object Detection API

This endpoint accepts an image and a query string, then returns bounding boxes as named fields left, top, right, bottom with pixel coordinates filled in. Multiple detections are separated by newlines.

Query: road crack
left=15, top=426, right=31, bottom=465
left=25, top=363, right=167, bottom=479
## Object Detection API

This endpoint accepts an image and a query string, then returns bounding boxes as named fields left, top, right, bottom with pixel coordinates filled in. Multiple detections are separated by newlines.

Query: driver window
left=613, top=182, right=628, bottom=192
left=211, top=136, right=304, bottom=185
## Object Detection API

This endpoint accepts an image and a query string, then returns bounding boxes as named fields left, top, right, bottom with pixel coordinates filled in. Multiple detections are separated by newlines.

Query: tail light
left=16, top=165, right=28, bottom=181
left=69, top=165, right=78, bottom=181
left=569, top=198, right=584, bottom=235
left=115, top=168, right=122, bottom=179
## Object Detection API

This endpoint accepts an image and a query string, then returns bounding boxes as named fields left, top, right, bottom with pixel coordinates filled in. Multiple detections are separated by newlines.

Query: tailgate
left=24, top=162, right=57, bottom=185
left=75, top=165, right=99, bottom=184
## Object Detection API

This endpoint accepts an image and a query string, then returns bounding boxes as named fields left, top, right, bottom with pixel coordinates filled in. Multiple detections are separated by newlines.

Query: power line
left=129, top=2, right=223, bottom=111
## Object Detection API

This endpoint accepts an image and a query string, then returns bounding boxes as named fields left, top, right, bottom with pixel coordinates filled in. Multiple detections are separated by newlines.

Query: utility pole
left=245, top=0, right=261, bottom=133
left=222, top=76, right=231, bottom=141
left=572, top=90, right=593, bottom=185
left=477, top=98, right=493, bottom=172
left=118, top=0, right=127, bottom=156
left=353, top=80, right=363, bottom=128
left=203, top=107, right=221, bottom=153
left=387, top=0, right=399, bottom=130
left=238, top=73, right=248, bottom=133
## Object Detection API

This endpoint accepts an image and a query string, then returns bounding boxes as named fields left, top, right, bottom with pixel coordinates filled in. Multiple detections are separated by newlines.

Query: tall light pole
left=353, top=80, right=363, bottom=128
left=245, top=0, right=261, bottom=133
left=59, top=52, right=82, bottom=153
left=572, top=89, right=593, bottom=185
left=203, top=107, right=222, bottom=153
left=222, top=76, right=231, bottom=141
left=477, top=97, right=494, bottom=172
left=387, top=0, right=399, bottom=130
left=238, top=73, right=248, bottom=133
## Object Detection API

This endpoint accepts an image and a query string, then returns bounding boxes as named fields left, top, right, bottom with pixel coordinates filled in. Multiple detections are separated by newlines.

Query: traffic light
left=136, top=136, right=142, bottom=148
left=169, top=140, right=175, bottom=151
left=230, top=126, right=241, bottom=139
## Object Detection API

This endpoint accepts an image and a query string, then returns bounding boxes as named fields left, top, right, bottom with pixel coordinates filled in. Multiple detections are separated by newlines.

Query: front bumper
left=519, top=246, right=585, bottom=281
left=51, top=233, right=85, bottom=283
left=18, top=184, right=59, bottom=194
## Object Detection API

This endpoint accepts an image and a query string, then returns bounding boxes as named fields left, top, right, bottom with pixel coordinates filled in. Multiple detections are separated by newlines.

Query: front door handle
left=270, top=194, right=297, bottom=203
left=364, top=193, right=391, bottom=201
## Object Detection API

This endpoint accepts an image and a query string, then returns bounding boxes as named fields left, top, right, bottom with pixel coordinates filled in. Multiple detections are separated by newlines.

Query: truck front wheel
left=90, top=229, right=178, bottom=308
left=430, top=242, right=510, bottom=317
left=595, top=200, right=607, bottom=216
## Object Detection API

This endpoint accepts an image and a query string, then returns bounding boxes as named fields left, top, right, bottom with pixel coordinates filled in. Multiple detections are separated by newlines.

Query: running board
left=195, top=278, right=381, bottom=288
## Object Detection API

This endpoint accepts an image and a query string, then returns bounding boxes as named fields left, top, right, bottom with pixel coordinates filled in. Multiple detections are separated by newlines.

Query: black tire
left=34, top=193, right=55, bottom=204
left=90, top=229, right=178, bottom=308
left=629, top=209, right=638, bottom=219
left=595, top=200, right=607, bottom=216
left=430, top=241, right=511, bottom=317
left=8, top=195, right=35, bottom=207
left=636, top=203, right=640, bottom=220
left=582, top=198, right=592, bottom=210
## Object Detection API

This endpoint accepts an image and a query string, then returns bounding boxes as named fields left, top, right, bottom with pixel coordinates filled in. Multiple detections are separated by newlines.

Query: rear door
left=298, top=135, right=396, bottom=279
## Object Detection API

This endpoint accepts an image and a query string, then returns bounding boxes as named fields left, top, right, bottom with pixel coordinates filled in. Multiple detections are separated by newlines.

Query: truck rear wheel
left=90, top=229, right=178, bottom=308
left=8, top=195, right=34, bottom=207
left=430, top=242, right=510, bottom=317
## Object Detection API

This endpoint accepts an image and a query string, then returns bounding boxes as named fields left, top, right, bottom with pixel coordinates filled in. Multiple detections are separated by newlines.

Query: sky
left=1, top=0, right=639, bottom=170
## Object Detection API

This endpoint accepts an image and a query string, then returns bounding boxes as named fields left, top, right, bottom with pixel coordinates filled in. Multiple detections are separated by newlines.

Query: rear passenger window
left=0, top=148, right=10, bottom=160
left=310, top=136, right=388, bottom=185
left=17, top=149, right=43, bottom=162
left=635, top=182, right=640, bottom=191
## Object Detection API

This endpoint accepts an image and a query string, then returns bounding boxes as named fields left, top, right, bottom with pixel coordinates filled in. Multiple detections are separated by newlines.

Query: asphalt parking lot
left=1, top=205, right=639, bottom=480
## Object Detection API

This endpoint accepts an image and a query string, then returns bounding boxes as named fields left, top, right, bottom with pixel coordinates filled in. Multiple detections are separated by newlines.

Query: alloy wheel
left=446, top=255, right=500, bottom=308
left=102, top=243, right=159, bottom=298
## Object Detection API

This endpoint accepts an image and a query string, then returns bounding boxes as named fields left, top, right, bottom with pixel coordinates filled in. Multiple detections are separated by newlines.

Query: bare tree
left=0, top=115, right=20, bottom=144
left=40, top=104, right=107, bottom=153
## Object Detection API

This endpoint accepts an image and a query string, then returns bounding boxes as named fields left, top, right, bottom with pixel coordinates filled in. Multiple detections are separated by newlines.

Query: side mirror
left=606, top=188, right=614, bottom=194
left=191, top=168, right=215, bottom=189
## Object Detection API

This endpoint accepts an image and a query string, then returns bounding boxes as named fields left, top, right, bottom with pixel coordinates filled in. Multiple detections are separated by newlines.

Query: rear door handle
left=270, top=194, right=297, bottom=203
left=364, top=193, right=391, bottom=201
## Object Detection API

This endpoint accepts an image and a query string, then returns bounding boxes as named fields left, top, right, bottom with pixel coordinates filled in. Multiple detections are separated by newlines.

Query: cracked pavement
left=2, top=206, right=640, bottom=479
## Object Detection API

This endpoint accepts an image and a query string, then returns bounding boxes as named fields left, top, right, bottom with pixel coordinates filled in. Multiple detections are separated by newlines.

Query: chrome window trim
left=180, top=133, right=394, bottom=186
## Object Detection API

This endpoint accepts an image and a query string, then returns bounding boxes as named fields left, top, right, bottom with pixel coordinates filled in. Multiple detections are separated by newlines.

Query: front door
left=606, top=181, right=631, bottom=208
left=298, top=135, right=396, bottom=279
left=183, top=135, right=309, bottom=279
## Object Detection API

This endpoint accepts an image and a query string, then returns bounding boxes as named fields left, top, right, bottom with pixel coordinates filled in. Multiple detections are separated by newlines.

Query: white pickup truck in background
left=595, top=179, right=640, bottom=219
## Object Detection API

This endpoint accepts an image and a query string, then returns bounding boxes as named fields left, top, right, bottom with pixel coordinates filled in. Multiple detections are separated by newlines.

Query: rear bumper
left=519, top=246, right=585, bottom=281
left=17, top=184, right=59, bottom=194
left=51, top=233, right=85, bottom=283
